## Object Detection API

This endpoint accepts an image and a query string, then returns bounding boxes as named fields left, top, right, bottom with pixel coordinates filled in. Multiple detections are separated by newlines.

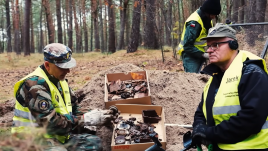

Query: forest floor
left=0, top=34, right=267, bottom=150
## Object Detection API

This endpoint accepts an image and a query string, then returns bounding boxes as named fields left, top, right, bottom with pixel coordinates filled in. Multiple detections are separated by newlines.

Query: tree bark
left=118, top=0, right=129, bottom=50
left=144, top=0, right=158, bottom=49
left=99, top=0, right=105, bottom=52
left=238, top=0, right=245, bottom=23
left=255, top=0, right=267, bottom=38
left=82, top=0, right=88, bottom=52
left=127, top=0, right=141, bottom=53
left=14, top=0, right=20, bottom=54
left=108, top=0, right=116, bottom=53
left=56, top=0, right=63, bottom=43
left=91, top=0, right=100, bottom=51
left=73, top=0, right=81, bottom=52
left=6, top=0, right=12, bottom=53
left=24, top=0, right=31, bottom=56
left=104, top=4, right=108, bottom=52
left=30, top=5, right=35, bottom=53
left=39, top=4, right=44, bottom=53
left=68, top=0, right=73, bottom=50
left=231, top=0, right=239, bottom=22
left=42, top=0, right=55, bottom=44
left=245, top=0, right=256, bottom=46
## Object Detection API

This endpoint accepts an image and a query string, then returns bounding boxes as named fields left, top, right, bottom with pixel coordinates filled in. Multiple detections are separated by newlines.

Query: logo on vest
left=226, top=76, right=238, bottom=84
left=39, top=100, right=49, bottom=110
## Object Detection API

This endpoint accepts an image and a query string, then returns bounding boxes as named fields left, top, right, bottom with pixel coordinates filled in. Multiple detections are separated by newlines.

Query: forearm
left=193, top=96, right=206, bottom=127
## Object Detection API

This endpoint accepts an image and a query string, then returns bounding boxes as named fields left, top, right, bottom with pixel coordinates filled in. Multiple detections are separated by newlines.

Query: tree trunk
left=6, top=0, right=12, bottom=53
left=73, top=0, right=81, bottom=52
left=24, top=0, right=31, bottom=56
left=30, top=5, right=35, bottom=53
left=91, top=0, right=100, bottom=51
left=231, top=0, right=239, bottom=22
left=118, top=0, right=129, bottom=50
left=90, top=17, right=93, bottom=51
left=125, top=4, right=130, bottom=48
left=108, top=0, right=116, bottom=53
left=68, top=0, right=73, bottom=50
left=104, top=4, right=108, bottom=51
left=56, top=0, right=63, bottom=43
left=82, top=0, right=88, bottom=52
left=165, top=1, right=172, bottom=46
left=144, top=0, right=158, bottom=49
left=238, top=0, right=245, bottom=23
left=42, top=0, right=55, bottom=43
left=245, top=0, right=256, bottom=46
left=39, top=4, right=44, bottom=53
left=255, top=0, right=267, bottom=37
left=14, top=0, right=20, bottom=54
left=127, top=0, right=141, bottom=53
left=99, top=0, right=105, bottom=52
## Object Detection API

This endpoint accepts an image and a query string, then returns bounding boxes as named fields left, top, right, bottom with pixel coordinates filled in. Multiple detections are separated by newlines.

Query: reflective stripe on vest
left=203, top=50, right=268, bottom=150
left=14, top=109, right=36, bottom=120
left=12, top=66, right=72, bottom=143
left=177, top=10, right=211, bottom=55
left=13, top=120, right=38, bottom=127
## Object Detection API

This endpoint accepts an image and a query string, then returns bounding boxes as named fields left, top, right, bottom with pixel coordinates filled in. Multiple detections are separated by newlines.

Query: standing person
left=177, top=0, right=221, bottom=73
left=11, top=43, right=119, bottom=151
left=192, top=24, right=268, bottom=150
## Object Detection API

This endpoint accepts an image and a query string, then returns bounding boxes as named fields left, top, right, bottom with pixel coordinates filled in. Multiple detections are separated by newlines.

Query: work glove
left=192, top=123, right=212, bottom=147
left=80, top=106, right=119, bottom=126
left=202, top=53, right=209, bottom=59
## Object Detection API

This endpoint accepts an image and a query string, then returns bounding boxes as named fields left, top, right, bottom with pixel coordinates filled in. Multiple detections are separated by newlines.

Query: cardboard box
left=111, top=104, right=166, bottom=151
left=105, top=71, right=152, bottom=109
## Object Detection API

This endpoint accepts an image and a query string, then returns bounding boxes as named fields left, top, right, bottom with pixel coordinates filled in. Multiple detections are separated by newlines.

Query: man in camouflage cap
left=11, top=43, right=118, bottom=151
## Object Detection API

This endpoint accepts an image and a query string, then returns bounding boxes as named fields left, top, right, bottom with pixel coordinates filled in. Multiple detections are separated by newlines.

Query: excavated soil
left=75, top=63, right=209, bottom=150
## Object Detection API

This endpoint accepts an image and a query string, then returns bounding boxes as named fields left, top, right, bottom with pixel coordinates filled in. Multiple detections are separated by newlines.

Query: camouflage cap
left=43, top=43, right=76, bottom=69
left=201, top=23, right=237, bottom=40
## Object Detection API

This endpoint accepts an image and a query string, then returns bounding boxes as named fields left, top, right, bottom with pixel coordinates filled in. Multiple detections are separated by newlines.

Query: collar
left=40, top=64, right=60, bottom=86
left=200, top=63, right=222, bottom=76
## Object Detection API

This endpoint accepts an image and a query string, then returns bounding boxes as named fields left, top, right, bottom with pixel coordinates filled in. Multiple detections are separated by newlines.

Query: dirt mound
left=76, top=63, right=209, bottom=150
left=0, top=99, right=15, bottom=126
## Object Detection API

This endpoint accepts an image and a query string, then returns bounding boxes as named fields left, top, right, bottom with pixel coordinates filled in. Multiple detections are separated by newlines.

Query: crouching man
left=11, top=43, right=118, bottom=151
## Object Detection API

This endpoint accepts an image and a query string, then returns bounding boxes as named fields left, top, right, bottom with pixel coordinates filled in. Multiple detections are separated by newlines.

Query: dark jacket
left=193, top=57, right=268, bottom=151
left=183, top=9, right=212, bottom=59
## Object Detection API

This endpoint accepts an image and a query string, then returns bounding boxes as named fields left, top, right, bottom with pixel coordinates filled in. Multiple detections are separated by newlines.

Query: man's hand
left=202, top=53, right=209, bottom=59
left=192, top=123, right=211, bottom=146
left=81, top=107, right=119, bottom=126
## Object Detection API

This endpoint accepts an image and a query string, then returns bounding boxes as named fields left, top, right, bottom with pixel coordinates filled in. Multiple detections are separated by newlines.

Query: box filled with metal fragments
left=104, top=71, right=151, bottom=109
left=111, top=104, right=166, bottom=151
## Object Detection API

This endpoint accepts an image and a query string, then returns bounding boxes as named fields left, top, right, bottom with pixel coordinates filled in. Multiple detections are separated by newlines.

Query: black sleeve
left=205, top=64, right=268, bottom=144
left=183, top=21, right=204, bottom=59
left=193, top=93, right=207, bottom=127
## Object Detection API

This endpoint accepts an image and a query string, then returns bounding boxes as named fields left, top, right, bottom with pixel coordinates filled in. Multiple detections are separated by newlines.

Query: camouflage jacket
left=16, top=65, right=84, bottom=135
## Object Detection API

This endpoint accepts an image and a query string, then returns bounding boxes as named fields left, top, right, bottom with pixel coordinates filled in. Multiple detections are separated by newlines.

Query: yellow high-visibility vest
left=12, top=66, right=72, bottom=143
left=203, top=51, right=268, bottom=150
left=177, top=10, right=212, bottom=56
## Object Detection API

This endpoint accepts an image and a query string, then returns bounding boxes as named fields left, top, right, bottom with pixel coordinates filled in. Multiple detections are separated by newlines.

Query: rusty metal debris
left=114, top=117, right=158, bottom=145
left=108, top=79, right=148, bottom=101
left=142, top=110, right=161, bottom=123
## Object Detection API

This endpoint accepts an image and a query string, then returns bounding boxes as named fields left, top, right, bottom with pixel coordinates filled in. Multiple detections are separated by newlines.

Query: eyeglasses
left=204, top=41, right=230, bottom=51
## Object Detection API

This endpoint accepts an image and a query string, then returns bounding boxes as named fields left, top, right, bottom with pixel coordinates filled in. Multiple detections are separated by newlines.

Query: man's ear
left=44, top=61, right=50, bottom=71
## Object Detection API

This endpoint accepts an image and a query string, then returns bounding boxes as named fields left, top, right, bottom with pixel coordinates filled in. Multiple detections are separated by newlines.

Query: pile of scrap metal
left=107, top=79, right=148, bottom=101
left=114, top=116, right=160, bottom=145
